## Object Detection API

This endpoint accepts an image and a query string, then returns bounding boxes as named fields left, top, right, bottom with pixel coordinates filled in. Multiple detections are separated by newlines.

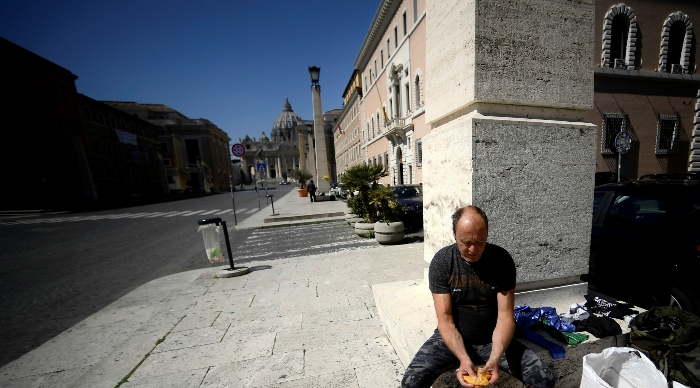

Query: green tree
left=290, top=169, right=313, bottom=189
left=340, top=163, right=388, bottom=222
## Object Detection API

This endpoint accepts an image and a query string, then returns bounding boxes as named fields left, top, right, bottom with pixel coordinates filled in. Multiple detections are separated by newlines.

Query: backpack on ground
left=629, top=306, right=700, bottom=387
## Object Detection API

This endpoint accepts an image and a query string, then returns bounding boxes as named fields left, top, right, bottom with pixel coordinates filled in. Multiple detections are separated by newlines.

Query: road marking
left=124, top=213, right=150, bottom=218
left=107, top=214, right=135, bottom=219
left=244, top=208, right=257, bottom=214
left=214, top=209, right=232, bottom=215
left=147, top=211, right=176, bottom=218
left=181, top=210, right=206, bottom=216
left=164, top=211, right=190, bottom=217
left=199, top=209, right=220, bottom=215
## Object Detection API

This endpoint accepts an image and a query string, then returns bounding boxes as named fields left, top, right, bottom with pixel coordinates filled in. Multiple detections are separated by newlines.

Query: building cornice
left=594, top=66, right=700, bottom=84
left=354, top=0, right=401, bottom=70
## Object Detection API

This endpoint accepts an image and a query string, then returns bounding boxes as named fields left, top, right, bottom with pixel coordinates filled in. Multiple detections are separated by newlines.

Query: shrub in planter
left=369, top=185, right=404, bottom=244
left=340, top=163, right=387, bottom=223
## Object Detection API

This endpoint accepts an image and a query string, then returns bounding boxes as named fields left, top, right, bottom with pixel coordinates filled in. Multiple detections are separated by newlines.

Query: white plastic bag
left=197, top=224, right=225, bottom=263
left=581, top=347, right=667, bottom=388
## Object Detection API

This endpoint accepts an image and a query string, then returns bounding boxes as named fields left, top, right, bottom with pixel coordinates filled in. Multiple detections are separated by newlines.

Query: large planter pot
left=345, top=214, right=363, bottom=225
left=354, top=221, right=375, bottom=238
left=374, top=221, right=405, bottom=244
left=297, top=188, right=308, bottom=197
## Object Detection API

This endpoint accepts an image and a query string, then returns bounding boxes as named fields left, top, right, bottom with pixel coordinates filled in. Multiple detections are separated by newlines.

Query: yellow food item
left=463, top=367, right=491, bottom=386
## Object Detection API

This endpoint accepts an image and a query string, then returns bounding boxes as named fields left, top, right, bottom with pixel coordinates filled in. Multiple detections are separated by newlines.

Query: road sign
left=615, top=131, right=632, bottom=154
left=256, top=162, right=267, bottom=174
left=231, top=143, right=245, bottom=157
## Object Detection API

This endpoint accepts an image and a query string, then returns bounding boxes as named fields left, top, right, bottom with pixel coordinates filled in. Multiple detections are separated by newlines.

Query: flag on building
left=338, top=123, right=344, bottom=135
left=381, top=106, right=389, bottom=123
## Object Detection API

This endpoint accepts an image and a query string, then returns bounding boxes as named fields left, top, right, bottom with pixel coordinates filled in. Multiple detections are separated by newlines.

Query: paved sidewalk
left=0, top=187, right=427, bottom=388
left=235, top=188, right=349, bottom=230
left=0, top=244, right=426, bottom=388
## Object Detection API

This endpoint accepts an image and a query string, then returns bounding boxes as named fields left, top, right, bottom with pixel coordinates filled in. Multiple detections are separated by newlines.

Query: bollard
left=198, top=217, right=249, bottom=278
left=266, top=194, right=275, bottom=215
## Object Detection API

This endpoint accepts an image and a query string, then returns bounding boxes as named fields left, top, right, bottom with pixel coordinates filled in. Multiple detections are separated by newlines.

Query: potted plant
left=369, top=185, right=404, bottom=244
left=290, top=168, right=312, bottom=197
left=340, top=163, right=388, bottom=237
left=345, top=194, right=365, bottom=225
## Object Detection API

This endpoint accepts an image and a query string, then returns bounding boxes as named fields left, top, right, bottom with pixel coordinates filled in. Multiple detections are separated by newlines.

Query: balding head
left=451, top=206, right=488, bottom=236
left=452, top=206, right=489, bottom=263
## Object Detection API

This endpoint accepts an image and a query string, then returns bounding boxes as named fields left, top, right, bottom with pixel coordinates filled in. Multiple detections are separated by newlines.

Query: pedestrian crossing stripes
left=1, top=208, right=248, bottom=226
left=231, top=221, right=379, bottom=262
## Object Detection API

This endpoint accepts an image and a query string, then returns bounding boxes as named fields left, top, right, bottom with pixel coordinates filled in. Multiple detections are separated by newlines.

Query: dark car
left=586, top=181, right=700, bottom=314
left=391, top=185, right=423, bottom=226
left=639, top=172, right=700, bottom=182
left=595, top=171, right=629, bottom=186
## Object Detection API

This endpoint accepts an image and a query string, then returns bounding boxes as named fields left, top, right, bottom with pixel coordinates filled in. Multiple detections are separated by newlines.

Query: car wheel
left=670, top=287, right=699, bottom=315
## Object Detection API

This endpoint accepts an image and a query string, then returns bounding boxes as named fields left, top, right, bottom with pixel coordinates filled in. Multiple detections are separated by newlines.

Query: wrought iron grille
left=601, top=113, right=628, bottom=155
left=655, top=114, right=680, bottom=155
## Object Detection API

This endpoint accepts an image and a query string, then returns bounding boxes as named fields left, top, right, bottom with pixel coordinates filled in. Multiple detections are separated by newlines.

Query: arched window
left=610, top=15, right=628, bottom=67
left=371, top=118, right=375, bottom=138
left=414, top=71, right=423, bottom=108
left=377, top=112, right=381, bottom=130
left=601, top=4, right=638, bottom=69
left=659, top=12, right=694, bottom=74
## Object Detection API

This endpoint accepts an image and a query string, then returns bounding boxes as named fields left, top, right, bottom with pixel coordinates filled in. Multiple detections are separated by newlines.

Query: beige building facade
left=351, top=0, right=427, bottom=186
left=106, top=102, right=232, bottom=193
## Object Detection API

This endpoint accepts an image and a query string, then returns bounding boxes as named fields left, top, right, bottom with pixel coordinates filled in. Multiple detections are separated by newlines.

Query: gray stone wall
left=423, top=115, right=597, bottom=284
left=426, top=0, right=594, bottom=124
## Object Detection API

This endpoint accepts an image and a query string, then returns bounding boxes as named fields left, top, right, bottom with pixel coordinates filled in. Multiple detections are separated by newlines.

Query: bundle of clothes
left=514, top=294, right=639, bottom=359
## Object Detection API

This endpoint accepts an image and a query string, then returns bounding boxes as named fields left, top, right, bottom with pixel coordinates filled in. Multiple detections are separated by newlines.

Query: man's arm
left=483, top=289, right=516, bottom=384
left=433, top=293, right=477, bottom=387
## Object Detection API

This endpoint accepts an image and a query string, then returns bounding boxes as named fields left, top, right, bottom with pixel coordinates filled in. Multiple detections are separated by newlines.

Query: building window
left=387, top=39, right=390, bottom=57
left=394, top=26, right=398, bottom=48
left=58, top=84, right=67, bottom=100
left=601, top=113, right=628, bottom=155
left=84, top=106, right=93, bottom=121
left=601, top=4, right=638, bottom=69
left=246, top=144, right=250, bottom=149
left=416, top=139, right=423, bottom=166
left=109, top=116, right=117, bottom=129
left=384, top=152, right=389, bottom=166
left=659, top=12, right=694, bottom=74
left=381, top=50, right=384, bottom=68
left=413, top=0, right=418, bottom=22
left=656, top=114, right=680, bottom=155
left=160, top=142, right=169, bottom=153
left=403, top=12, right=407, bottom=36
left=405, top=84, right=411, bottom=112
left=374, top=60, right=377, bottom=77
left=415, top=75, right=422, bottom=107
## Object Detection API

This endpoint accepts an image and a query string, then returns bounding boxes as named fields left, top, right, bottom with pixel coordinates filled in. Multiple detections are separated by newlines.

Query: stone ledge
left=373, top=280, right=630, bottom=388
left=263, top=212, right=345, bottom=223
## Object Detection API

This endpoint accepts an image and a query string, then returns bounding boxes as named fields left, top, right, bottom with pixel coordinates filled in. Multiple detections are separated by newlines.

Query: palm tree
left=340, top=163, right=388, bottom=222
left=369, top=185, right=402, bottom=223
left=290, top=169, right=313, bottom=189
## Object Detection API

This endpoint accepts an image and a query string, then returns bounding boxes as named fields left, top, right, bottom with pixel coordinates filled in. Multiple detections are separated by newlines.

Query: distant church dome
left=271, top=98, right=302, bottom=141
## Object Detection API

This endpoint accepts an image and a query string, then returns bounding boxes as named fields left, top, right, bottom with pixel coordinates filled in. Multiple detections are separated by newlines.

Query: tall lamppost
left=309, top=66, right=331, bottom=193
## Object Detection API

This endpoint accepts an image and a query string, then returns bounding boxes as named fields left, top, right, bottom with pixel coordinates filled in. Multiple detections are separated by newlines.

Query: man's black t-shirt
left=429, top=243, right=516, bottom=345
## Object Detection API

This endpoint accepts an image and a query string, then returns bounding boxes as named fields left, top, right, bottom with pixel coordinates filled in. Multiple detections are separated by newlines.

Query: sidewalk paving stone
left=122, top=368, right=209, bottom=388
left=303, top=335, right=399, bottom=377
left=130, top=332, right=276, bottom=381
left=153, top=326, right=229, bottom=354
left=199, top=350, right=304, bottom=388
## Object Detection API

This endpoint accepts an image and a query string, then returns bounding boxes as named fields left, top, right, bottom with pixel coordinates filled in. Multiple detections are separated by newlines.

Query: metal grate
left=655, top=114, right=680, bottom=155
left=601, top=113, right=628, bottom=155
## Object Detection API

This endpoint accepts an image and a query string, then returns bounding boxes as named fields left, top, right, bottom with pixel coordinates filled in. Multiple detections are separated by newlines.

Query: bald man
left=401, top=206, right=555, bottom=388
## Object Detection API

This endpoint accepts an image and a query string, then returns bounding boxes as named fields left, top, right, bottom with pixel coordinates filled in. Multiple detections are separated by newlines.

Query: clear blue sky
left=0, top=0, right=380, bottom=144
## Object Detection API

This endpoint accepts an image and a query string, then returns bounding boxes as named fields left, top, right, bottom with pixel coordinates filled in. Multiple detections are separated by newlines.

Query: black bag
left=629, top=306, right=700, bottom=387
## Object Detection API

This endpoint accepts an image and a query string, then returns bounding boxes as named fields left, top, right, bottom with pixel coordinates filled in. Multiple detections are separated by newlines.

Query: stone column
left=312, top=83, right=331, bottom=192
left=423, top=0, right=597, bottom=287
left=296, top=124, right=308, bottom=171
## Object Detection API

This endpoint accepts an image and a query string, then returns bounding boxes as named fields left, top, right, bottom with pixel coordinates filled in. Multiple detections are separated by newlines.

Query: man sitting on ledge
left=401, top=206, right=556, bottom=388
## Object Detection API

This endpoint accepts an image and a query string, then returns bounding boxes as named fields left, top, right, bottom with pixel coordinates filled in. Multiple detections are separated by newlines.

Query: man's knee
left=522, top=360, right=556, bottom=388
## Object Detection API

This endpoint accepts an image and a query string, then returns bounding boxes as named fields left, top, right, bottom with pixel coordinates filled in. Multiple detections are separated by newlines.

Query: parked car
left=585, top=181, right=700, bottom=314
left=330, top=183, right=348, bottom=199
left=594, top=171, right=629, bottom=186
left=391, top=185, right=423, bottom=226
left=639, top=172, right=700, bottom=181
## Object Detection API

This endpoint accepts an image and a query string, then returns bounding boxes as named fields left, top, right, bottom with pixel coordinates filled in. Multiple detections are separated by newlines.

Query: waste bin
left=198, top=222, right=225, bottom=263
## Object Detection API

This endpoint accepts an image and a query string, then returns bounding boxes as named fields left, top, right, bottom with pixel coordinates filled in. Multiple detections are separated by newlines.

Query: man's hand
left=456, top=359, right=477, bottom=387
left=483, top=359, right=500, bottom=385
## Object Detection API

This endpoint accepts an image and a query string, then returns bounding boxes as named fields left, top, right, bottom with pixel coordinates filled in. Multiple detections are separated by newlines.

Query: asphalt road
left=0, top=185, right=423, bottom=368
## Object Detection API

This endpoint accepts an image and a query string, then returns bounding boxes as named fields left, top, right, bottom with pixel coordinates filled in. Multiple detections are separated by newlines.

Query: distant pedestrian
left=307, top=180, right=317, bottom=203
left=240, top=181, right=245, bottom=190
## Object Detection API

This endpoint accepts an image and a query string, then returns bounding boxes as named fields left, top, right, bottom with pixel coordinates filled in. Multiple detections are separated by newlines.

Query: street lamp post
left=309, top=66, right=331, bottom=193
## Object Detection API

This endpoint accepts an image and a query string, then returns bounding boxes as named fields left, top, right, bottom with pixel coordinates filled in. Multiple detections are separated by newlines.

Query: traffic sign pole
left=614, top=131, right=632, bottom=182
